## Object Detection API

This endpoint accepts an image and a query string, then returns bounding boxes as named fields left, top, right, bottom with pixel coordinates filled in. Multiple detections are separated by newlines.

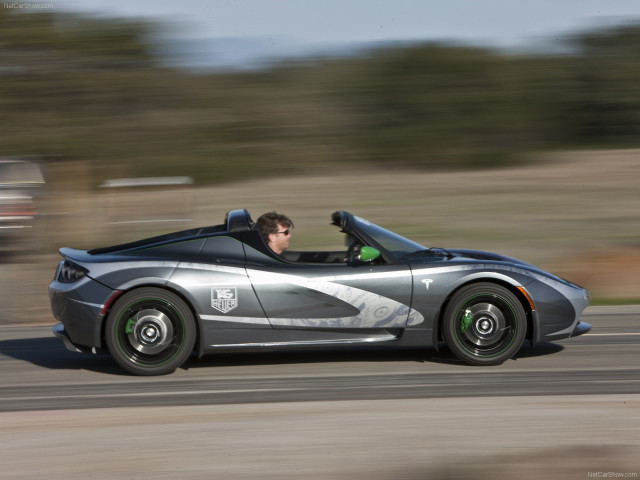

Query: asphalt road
left=1, top=307, right=639, bottom=479
left=0, top=307, right=639, bottom=411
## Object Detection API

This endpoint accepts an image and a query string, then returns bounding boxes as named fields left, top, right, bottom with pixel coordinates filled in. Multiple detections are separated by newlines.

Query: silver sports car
left=49, top=209, right=590, bottom=375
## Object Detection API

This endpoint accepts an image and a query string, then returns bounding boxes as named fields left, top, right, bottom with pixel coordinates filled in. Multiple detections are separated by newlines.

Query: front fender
left=410, top=264, right=537, bottom=334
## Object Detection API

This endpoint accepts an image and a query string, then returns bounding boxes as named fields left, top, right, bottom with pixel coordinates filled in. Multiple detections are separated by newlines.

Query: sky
left=47, top=0, right=640, bottom=68
left=50, top=0, right=640, bottom=44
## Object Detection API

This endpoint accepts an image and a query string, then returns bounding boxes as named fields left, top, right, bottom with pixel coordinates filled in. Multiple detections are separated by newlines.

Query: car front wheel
left=442, top=283, right=527, bottom=366
left=105, top=287, right=196, bottom=375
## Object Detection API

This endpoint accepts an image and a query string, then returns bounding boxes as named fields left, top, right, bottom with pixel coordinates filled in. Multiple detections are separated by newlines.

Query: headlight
left=534, top=270, right=583, bottom=290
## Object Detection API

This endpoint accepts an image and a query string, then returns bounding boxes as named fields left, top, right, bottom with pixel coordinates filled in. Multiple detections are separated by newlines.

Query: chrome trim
left=200, top=314, right=270, bottom=326
left=208, top=335, right=398, bottom=349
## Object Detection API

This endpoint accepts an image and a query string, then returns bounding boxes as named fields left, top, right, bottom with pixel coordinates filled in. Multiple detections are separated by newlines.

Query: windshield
left=353, top=216, right=426, bottom=257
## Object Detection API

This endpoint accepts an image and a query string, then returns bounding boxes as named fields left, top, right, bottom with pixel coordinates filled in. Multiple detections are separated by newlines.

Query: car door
left=245, top=256, right=417, bottom=329
left=169, top=235, right=269, bottom=327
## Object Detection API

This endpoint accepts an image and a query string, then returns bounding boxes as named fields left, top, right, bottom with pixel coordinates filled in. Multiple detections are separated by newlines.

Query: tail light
left=58, top=260, right=88, bottom=283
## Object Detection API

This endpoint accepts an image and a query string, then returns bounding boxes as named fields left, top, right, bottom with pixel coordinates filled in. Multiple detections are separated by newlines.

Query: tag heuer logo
left=211, top=287, right=238, bottom=313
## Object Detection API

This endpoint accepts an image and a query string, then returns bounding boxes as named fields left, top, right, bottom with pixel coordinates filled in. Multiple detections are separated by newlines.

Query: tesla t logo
left=212, top=287, right=238, bottom=313
left=421, top=279, right=434, bottom=291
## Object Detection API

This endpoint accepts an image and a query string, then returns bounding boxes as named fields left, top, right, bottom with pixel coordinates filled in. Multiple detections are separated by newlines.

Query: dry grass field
left=2, top=149, right=639, bottom=325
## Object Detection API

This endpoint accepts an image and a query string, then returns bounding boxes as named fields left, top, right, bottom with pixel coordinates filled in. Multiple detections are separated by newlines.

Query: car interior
left=225, top=208, right=378, bottom=264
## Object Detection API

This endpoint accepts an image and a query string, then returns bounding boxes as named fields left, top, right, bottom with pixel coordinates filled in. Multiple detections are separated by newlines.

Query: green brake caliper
left=125, top=318, right=136, bottom=334
left=461, top=308, right=473, bottom=333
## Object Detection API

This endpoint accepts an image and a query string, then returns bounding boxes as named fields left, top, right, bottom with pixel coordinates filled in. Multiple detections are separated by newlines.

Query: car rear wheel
left=442, top=283, right=526, bottom=366
left=105, top=287, right=196, bottom=375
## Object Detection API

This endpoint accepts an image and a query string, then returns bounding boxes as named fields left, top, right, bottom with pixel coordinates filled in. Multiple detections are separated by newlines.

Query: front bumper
left=527, top=272, right=590, bottom=344
left=571, top=321, right=591, bottom=338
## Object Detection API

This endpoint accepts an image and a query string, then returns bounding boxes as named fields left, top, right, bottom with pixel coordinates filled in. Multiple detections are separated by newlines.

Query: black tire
left=105, top=287, right=196, bottom=375
left=442, top=283, right=527, bottom=366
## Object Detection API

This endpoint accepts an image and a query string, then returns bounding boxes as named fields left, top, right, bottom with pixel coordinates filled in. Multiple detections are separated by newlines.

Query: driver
left=257, top=211, right=294, bottom=255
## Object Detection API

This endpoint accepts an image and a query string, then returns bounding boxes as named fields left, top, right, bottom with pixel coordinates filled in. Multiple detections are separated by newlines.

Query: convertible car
left=49, top=209, right=590, bottom=375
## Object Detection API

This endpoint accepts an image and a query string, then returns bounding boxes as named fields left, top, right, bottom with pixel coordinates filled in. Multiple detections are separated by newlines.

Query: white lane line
left=587, top=333, right=640, bottom=336
left=0, top=383, right=461, bottom=403
left=0, top=389, right=265, bottom=402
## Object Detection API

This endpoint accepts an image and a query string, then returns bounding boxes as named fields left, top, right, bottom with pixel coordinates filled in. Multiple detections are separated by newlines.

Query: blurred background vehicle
left=0, top=158, right=45, bottom=255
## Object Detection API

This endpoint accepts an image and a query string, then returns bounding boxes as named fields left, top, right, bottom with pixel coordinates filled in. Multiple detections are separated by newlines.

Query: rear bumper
left=49, top=268, right=115, bottom=350
left=53, top=323, right=99, bottom=354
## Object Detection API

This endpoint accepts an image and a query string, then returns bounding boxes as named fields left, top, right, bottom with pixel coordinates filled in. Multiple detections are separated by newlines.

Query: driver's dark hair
left=256, top=211, right=293, bottom=243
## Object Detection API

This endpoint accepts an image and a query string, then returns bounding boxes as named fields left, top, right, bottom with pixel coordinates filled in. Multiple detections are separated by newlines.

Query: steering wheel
left=343, top=236, right=361, bottom=263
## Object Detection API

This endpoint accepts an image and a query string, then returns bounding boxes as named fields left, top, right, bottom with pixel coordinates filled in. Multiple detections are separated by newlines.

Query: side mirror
left=358, top=246, right=380, bottom=262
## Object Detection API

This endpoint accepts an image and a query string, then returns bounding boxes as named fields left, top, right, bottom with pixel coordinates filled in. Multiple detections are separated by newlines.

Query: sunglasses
left=274, top=230, right=290, bottom=235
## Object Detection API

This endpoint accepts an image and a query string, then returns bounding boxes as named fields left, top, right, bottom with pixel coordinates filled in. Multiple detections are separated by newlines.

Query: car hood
left=402, top=247, right=539, bottom=270
left=444, top=248, right=575, bottom=284
left=447, top=249, right=534, bottom=267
